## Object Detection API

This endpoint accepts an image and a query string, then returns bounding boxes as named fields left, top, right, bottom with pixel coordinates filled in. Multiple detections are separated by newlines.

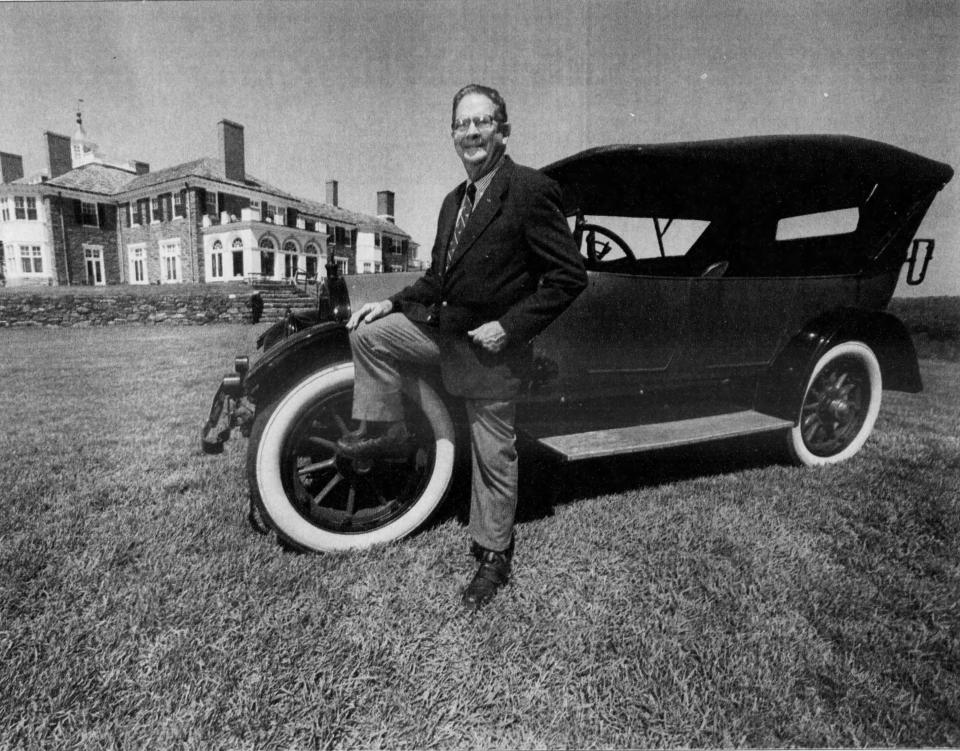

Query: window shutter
left=74, top=199, right=83, bottom=224
left=287, top=207, right=298, bottom=228
left=98, top=203, right=108, bottom=229
left=350, top=228, right=357, bottom=247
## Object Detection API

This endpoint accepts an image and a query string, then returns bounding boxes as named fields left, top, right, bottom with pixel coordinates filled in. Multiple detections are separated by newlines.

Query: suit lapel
left=445, top=157, right=514, bottom=274
left=436, top=186, right=464, bottom=267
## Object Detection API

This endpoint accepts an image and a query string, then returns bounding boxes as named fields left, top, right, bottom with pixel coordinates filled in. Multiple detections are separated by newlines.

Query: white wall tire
left=247, top=363, right=457, bottom=552
left=786, top=341, right=882, bottom=466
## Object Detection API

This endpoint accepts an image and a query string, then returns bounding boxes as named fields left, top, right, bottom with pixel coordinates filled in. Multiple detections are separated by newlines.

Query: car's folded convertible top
left=543, top=135, right=954, bottom=219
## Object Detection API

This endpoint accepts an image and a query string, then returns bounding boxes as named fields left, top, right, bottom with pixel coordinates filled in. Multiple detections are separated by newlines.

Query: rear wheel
left=786, top=341, right=881, bottom=466
left=247, top=363, right=457, bottom=552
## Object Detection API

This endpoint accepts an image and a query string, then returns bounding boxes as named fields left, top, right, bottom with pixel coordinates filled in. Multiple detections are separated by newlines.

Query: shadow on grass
left=431, top=431, right=790, bottom=532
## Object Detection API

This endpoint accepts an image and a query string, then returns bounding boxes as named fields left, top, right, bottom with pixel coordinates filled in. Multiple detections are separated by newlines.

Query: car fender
left=756, top=307, right=921, bottom=421
left=244, top=321, right=352, bottom=406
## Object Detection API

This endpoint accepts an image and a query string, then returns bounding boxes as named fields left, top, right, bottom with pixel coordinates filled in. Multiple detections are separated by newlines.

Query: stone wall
left=0, top=290, right=257, bottom=327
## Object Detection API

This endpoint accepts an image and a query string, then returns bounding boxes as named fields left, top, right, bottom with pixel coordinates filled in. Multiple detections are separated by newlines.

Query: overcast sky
left=1, top=0, right=956, bottom=296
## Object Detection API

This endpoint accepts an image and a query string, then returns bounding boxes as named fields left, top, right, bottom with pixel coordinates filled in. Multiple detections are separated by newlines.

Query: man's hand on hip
left=468, top=321, right=508, bottom=353
left=346, top=299, right=393, bottom=331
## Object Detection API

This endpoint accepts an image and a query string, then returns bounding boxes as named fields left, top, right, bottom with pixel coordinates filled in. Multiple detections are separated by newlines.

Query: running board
left=530, top=410, right=793, bottom=462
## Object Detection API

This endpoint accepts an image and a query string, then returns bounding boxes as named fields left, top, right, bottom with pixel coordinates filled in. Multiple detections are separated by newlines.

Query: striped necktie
left=446, top=183, right=476, bottom=269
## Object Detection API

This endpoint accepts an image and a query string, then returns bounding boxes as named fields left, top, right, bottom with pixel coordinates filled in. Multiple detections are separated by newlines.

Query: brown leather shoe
left=337, top=421, right=411, bottom=460
left=461, top=546, right=512, bottom=611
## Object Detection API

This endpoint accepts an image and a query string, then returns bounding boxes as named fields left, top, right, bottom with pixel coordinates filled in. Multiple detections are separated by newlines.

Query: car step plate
left=531, top=410, right=793, bottom=462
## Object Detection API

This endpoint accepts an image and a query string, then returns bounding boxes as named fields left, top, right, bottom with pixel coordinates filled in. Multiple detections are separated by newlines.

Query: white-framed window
left=335, top=256, right=349, bottom=275
left=374, top=232, right=381, bottom=249
left=80, top=201, right=99, bottom=227
left=14, top=196, right=25, bottom=220
left=362, top=262, right=372, bottom=273
left=19, top=245, right=43, bottom=274
left=390, top=264, right=403, bottom=272
left=128, top=244, right=148, bottom=284
left=1, top=198, right=9, bottom=222
left=151, top=196, right=161, bottom=223
left=374, top=262, right=382, bottom=273
left=160, top=239, right=181, bottom=283
left=210, top=240, right=224, bottom=280
left=26, top=197, right=36, bottom=220
left=83, top=244, right=105, bottom=286
left=333, top=226, right=354, bottom=247
left=133, top=198, right=149, bottom=226
left=173, top=191, right=185, bottom=218
left=231, top=238, right=245, bottom=277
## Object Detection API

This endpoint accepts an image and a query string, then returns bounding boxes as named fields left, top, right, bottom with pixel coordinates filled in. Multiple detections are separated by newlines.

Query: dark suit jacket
left=389, top=156, right=587, bottom=399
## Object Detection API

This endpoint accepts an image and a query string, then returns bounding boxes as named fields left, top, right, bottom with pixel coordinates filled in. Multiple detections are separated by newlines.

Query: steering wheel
left=578, top=223, right=638, bottom=268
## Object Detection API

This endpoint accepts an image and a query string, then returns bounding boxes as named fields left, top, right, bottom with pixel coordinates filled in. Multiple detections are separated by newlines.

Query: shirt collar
left=468, top=154, right=506, bottom=202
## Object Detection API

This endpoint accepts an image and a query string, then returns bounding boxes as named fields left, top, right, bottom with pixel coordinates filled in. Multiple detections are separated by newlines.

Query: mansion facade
left=0, top=117, right=418, bottom=288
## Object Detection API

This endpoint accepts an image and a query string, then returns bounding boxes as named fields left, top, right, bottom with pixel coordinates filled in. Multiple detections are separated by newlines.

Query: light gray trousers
left=349, top=313, right=518, bottom=552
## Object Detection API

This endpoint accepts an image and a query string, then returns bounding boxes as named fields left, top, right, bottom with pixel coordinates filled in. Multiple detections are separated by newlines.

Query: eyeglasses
left=451, top=115, right=500, bottom=134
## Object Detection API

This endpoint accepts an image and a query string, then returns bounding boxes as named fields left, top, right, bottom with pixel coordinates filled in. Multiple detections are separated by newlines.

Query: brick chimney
left=0, top=152, right=24, bottom=183
left=325, top=180, right=339, bottom=207
left=377, top=190, right=395, bottom=223
left=131, top=160, right=150, bottom=175
left=44, top=131, right=72, bottom=178
left=218, top=120, right=245, bottom=182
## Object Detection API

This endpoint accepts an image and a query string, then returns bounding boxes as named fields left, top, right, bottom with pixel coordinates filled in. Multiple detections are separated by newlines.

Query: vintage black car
left=201, top=135, right=953, bottom=553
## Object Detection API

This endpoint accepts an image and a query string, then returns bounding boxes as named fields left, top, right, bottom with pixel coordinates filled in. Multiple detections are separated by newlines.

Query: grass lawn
left=1, top=323, right=958, bottom=748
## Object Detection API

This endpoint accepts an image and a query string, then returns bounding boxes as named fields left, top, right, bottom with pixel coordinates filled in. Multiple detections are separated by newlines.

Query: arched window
left=304, top=243, right=319, bottom=255
left=212, top=240, right=223, bottom=250
left=259, top=237, right=276, bottom=250
left=283, top=240, right=299, bottom=254
left=232, top=238, right=243, bottom=250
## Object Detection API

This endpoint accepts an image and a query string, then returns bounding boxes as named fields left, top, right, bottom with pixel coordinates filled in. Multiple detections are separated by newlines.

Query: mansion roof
left=13, top=157, right=411, bottom=239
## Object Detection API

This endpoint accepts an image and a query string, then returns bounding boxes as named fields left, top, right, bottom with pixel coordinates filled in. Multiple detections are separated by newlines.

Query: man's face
left=452, top=93, right=507, bottom=180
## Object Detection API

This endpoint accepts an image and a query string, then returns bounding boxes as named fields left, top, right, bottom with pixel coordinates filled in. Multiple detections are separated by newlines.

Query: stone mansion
left=0, top=115, right=419, bottom=288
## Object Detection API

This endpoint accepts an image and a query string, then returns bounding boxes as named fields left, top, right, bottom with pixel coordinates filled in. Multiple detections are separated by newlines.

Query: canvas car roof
left=541, top=135, right=954, bottom=219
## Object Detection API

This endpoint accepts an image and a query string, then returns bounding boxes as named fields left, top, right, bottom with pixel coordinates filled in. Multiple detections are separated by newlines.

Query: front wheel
left=786, top=341, right=882, bottom=466
left=247, top=363, right=457, bottom=552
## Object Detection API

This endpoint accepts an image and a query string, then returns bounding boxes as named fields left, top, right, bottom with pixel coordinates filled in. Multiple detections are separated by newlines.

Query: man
left=339, top=84, right=587, bottom=611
